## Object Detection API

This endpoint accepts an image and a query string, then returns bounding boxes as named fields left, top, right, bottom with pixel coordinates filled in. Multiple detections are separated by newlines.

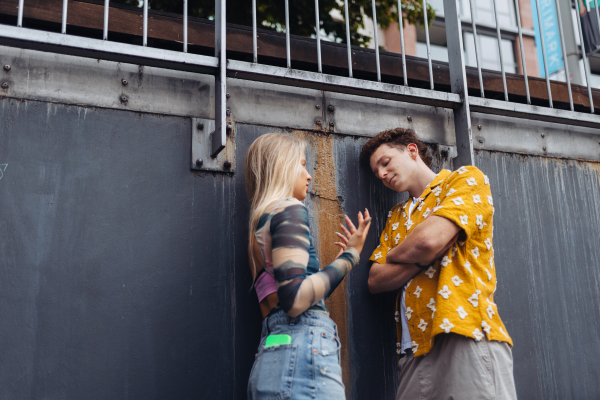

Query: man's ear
left=407, top=143, right=419, bottom=159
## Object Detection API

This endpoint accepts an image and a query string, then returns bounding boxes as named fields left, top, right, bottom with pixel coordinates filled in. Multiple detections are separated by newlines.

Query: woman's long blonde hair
left=245, top=133, right=306, bottom=279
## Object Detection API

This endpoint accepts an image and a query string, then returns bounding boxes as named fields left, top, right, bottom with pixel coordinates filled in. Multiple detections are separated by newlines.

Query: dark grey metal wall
left=0, top=99, right=242, bottom=399
left=477, top=151, right=600, bottom=400
left=2, top=96, right=600, bottom=399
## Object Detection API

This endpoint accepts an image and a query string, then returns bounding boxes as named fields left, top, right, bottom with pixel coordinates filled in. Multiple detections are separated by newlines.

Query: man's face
left=369, top=143, right=417, bottom=193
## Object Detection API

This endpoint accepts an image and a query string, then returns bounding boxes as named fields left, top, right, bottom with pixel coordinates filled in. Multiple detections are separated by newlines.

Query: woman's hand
left=339, top=209, right=372, bottom=255
left=334, top=230, right=349, bottom=258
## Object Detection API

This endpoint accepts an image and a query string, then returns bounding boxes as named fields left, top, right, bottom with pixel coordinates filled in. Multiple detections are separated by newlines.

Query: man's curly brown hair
left=360, top=127, right=432, bottom=169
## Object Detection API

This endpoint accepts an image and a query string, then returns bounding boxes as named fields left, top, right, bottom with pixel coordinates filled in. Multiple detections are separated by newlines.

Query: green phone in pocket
left=265, top=334, right=292, bottom=347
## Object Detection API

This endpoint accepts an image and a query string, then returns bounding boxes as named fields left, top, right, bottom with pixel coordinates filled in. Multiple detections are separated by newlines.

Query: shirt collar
left=416, top=169, right=451, bottom=202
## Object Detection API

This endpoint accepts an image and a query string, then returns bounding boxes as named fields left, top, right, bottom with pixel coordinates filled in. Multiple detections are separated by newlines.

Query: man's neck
left=407, top=165, right=438, bottom=199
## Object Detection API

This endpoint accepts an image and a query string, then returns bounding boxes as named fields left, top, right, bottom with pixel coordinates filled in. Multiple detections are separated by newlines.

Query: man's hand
left=386, top=215, right=461, bottom=265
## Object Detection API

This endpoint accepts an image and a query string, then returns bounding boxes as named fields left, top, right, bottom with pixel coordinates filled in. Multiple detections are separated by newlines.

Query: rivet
left=3, top=65, right=10, bottom=72
left=322, top=332, right=326, bottom=336
left=407, top=116, right=412, bottom=122
left=197, top=121, right=204, bottom=130
left=195, top=159, right=204, bottom=167
left=478, top=138, right=484, bottom=143
left=477, top=125, right=482, bottom=130
left=329, top=121, right=334, bottom=127
left=121, top=79, right=128, bottom=86
left=226, top=109, right=231, bottom=116
left=316, top=120, right=322, bottom=125
left=541, top=133, right=545, bottom=138
left=313, top=349, right=318, bottom=354
left=1, top=82, right=8, bottom=89
left=226, top=92, right=230, bottom=99
left=543, top=146, right=547, bottom=151
left=119, top=95, right=128, bottom=104
left=328, top=105, right=335, bottom=112
left=223, top=160, right=232, bottom=170
left=226, top=124, right=233, bottom=134
left=315, top=104, right=321, bottom=109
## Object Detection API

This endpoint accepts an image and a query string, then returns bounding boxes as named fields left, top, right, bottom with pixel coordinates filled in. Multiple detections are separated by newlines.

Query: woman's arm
left=271, top=201, right=365, bottom=317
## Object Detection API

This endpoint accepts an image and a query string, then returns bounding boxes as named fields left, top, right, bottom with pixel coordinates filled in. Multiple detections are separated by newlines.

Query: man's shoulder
left=447, top=166, right=487, bottom=181
left=442, top=166, right=490, bottom=193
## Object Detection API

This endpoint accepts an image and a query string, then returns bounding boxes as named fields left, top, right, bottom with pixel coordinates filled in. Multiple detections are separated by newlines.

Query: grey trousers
left=396, top=333, right=517, bottom=400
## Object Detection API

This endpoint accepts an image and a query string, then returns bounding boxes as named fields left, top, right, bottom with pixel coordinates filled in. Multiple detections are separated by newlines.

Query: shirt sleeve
left=369, top=205, right=398, bottom=265
left=431, top=166, right=493, bottom=238
left=270, top=201, right=360, bottom=317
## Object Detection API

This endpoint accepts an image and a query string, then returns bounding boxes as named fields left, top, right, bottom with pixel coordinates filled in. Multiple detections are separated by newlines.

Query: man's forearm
left=386, top=216, right=460, bottom=265
left=368, top=262, right=421, bottom=294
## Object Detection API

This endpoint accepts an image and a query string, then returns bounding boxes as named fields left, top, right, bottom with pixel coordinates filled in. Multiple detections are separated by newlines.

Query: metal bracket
left=191, top=118, right=235, bottom=172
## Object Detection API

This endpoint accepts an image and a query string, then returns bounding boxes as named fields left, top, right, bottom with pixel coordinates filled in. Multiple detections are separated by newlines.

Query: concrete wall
left=1, top=46, right=600, bottom=399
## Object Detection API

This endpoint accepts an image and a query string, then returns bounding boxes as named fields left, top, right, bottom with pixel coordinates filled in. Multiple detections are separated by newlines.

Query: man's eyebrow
left=372, top=154, right=384, bottom=174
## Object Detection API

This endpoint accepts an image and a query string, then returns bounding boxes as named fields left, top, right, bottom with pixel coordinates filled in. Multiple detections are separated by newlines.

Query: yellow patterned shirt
left=369, top=166, right=513, bottom=357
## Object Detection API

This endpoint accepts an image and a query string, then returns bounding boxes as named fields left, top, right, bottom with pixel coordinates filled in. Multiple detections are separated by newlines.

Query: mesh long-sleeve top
left=255, top=197, right=360, bottom=317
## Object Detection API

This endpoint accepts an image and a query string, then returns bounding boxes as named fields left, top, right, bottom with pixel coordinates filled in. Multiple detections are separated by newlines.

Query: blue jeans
left=247, top=309, right=346, bottom=400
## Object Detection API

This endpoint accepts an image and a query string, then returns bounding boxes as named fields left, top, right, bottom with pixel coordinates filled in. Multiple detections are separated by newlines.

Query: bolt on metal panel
left=191, top=118, right=235, bottom=172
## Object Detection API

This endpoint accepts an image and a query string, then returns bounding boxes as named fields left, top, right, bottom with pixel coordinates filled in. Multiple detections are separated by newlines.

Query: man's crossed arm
left=368, top=215, right=460, bottom=294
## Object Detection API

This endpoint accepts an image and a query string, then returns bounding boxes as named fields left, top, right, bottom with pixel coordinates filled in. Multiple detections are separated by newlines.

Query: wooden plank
left=1, top=0, right=598, bottom=109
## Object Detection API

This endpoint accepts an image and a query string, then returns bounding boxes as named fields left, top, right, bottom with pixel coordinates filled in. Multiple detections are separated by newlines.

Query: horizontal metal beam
left=469, top=97, right=600, bottom=129
left=0, top=25, right=218, bottom=74
left=226, top=60, right=462, bottom=109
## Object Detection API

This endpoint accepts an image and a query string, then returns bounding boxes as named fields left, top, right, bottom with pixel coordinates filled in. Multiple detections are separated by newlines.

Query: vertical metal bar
left=491, top=0, right=508, bottom=101
left=62, top=0, right=68, bottom=34
left=397, top=0, right=407, bottom=85
left=315, top=0, right=322, bottom=73
left=554, top=0, right=573, bottom=111
left=534, top=0, right=553, bottom=107
left=103, top=0, right=109, bottom=40
left=143, top=0, right=148, bottom=46
left=371, top=0, right=381, bottom=82
left=423, top=0, right=434, bottom=90
left=514, top=0, right=530, bottom=104
left=212, top=0, right=227, bottom=156
left=575, top=3, right=594, bottom=113
left=17, top=0, right=24, bottom=27
left=468, top=0, right=485, bottom=98
left=595, top=4, right=600, bottom=59
left=444, top=0, right=474, bottom=167
left=344, top=0, right=352, bottom=77
left=285, top=0, right=291, bottom=68
left=252, top=0, right=257, bottom=63
left=183, top=0, right=188, bottom=52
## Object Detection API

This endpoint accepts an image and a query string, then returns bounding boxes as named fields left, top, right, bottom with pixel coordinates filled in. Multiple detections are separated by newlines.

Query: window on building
left=459, top=0, right=516, bottom=27
left=464, top=32, right=517, bottom=73
left=416, top=42, right=450, bottom=62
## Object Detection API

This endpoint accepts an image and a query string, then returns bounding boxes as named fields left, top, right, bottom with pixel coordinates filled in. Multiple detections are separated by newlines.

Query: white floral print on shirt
left=440, top=318, right=455, bottom=333
left=438, top=285, right=452, bottom=299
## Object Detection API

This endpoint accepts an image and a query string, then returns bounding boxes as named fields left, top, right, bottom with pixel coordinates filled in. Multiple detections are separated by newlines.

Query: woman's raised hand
left=337, top=209, right=371, bottom=256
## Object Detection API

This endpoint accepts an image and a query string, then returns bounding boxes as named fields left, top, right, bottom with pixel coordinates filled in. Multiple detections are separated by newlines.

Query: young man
left=361, top=128, right=517, bottom=399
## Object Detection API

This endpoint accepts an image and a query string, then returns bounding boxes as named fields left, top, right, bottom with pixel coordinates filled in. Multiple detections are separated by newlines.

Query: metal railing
left=2, top=0, right=600, bottom=167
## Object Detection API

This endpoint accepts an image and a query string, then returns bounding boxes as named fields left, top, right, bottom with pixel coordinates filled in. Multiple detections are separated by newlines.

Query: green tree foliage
left=111, top=0, right=434, bottom=47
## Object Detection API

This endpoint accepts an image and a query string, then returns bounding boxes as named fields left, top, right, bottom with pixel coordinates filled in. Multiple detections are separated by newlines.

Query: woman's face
left=292, top=154, right=312, bottom=201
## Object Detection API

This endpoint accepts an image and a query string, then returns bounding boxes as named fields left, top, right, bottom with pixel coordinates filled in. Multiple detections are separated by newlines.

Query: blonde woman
left=245, top=133, right=371, bottom=400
